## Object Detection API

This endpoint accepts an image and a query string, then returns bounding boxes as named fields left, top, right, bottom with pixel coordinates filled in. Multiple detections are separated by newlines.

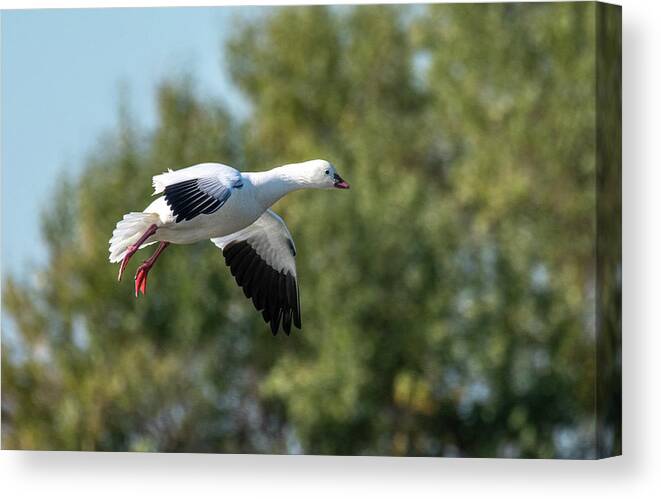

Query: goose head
left=297, top=159, right=350, bottom=190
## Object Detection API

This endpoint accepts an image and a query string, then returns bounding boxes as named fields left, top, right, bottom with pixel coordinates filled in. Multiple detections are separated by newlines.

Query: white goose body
left=144, top=166, right=264, bottom=245
left=108, top=159, right=350, bottom=335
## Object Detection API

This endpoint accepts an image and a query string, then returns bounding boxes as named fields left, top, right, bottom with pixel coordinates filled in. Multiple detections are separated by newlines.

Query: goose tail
left=108, top=212, right=161, bottom=263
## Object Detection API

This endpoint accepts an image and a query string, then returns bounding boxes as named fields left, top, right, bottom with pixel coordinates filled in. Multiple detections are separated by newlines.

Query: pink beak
left=333, top=173, right=350, bottom=189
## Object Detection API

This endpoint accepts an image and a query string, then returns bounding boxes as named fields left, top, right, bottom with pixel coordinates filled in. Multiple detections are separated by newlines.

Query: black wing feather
left=164, top=178, right=232, bottom=223
left=222, top=240, right=301, bottom=336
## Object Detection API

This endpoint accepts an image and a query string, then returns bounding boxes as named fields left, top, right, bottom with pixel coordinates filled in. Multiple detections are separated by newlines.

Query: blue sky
left=1, top=6, right=253, bottom=277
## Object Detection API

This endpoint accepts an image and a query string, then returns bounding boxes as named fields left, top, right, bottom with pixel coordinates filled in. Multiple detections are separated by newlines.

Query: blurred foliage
left=2, top=3, right=619, bottom=458
left=595, top=3, right=622, bottom=458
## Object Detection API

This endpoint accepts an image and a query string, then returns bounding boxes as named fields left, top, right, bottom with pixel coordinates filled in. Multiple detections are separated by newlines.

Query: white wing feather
left=152, top=162, right=241, bottom=195
left=211, top=209, right=297, bottom=277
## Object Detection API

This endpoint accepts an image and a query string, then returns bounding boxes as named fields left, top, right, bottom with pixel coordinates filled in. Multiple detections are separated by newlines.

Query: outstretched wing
left=211, top=210, right=300, bottom=335
left=152, top=163, right=243, bottom=223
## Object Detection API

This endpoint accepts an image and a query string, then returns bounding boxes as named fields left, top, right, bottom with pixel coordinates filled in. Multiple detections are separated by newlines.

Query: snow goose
left=108, top=159, right=350, bottom=335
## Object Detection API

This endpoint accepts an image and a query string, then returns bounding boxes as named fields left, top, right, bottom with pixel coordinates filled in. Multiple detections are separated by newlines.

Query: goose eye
left=325, top=169, right=330, bottom=175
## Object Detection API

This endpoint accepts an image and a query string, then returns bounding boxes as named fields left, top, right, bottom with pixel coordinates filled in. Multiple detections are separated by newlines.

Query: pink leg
left=117, top=224, right=158, bottom=281
left=134, top=241, right=170, bottom=297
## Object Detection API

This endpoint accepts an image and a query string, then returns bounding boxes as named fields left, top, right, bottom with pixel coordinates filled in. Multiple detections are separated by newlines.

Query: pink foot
left=132, top=241, right=169, bottom=297
left=118, top=244, right=140, bottom=281
left=134, top=263, right=151, bottom=297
